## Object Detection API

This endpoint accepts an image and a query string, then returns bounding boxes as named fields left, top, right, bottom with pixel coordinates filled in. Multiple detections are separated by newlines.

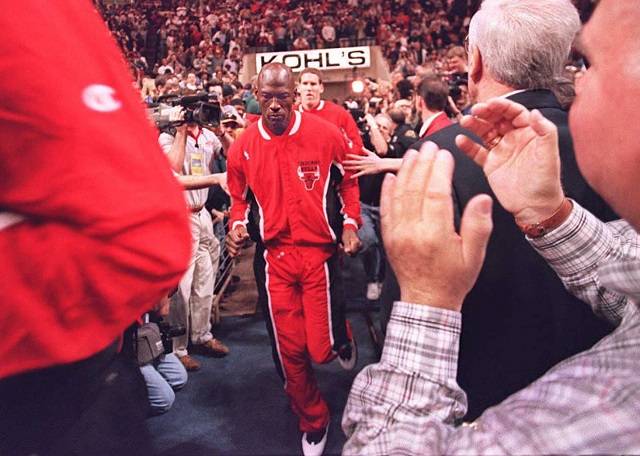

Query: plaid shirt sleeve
left=343, top=302, right=467, bottom=455
left=530, top=201, right=640, bottom=324
left=343, top=203, right=640, bottom=455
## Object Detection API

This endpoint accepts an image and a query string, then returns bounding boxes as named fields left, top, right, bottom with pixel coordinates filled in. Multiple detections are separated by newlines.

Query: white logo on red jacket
left=82, top=84, right=122, bottom=112
left=297, top=162, right=320, bottom=190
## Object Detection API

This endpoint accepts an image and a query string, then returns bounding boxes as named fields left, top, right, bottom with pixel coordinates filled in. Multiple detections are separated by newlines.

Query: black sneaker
left=338, top=339, right=357, bottom=371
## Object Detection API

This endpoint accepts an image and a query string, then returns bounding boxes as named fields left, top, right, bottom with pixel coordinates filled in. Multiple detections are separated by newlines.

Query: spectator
left=157, top=57, right=175, bottom=75
left=348, top=0, right=617, bottom=422
left=220, top=111, right=243, bottom=139
left=415, top=75, right=453, bottom=138
left=293, top=34, right=310, bottom=50
left=344, top=1, right=640, bottom=452
left=155, top=73, right=181, bottom=98
left=321, top=18, right=336, bottom=48
left=356, top=112, right=403, bottom=301
left=386, top=108, right=418, bottom=157
left=445, top=45, right=468, bottom=81
left=447, top=78, right=472, bottom=121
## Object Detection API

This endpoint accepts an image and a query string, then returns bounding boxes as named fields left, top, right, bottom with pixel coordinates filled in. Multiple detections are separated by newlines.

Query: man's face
left=223, top=122, right=238, bottom=136
left=297, top=73, right=323, bottom=109
left=165, top=77, right=180, bottom=94
left=455, top=84, right=470, bottom=109
left=375, top=117, right=392, bottom=142
left=447, top=55, right=466, bottom=73
left=187, top=73, right=197, bottom=85
left=258, top=69, right=294, bottom=136
left=569, top=1, right=640, bottom=227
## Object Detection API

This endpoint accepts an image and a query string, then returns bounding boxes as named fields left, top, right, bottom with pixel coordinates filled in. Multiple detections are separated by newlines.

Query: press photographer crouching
left=124, top=296, right=188, bottom=415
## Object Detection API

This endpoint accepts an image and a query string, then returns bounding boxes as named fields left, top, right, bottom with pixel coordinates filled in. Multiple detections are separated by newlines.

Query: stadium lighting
left=351, top=78, right=365, bottom=94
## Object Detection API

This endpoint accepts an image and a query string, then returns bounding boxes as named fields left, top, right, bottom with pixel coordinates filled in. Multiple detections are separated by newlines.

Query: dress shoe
left=178, top=354, right=201, bottom=371
left=193, top=338, right=229, bottom=358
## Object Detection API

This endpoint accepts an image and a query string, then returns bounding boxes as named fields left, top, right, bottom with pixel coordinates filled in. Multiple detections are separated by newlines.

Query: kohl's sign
left=256, top=46, right=371, bottom=72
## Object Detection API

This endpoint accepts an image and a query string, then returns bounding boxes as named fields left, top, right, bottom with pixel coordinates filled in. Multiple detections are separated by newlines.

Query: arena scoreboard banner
left=256, top=46, right=371, bottom=73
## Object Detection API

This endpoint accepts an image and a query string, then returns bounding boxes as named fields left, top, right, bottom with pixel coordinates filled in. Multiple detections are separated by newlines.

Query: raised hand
left=380, top=142, right=493, bottom=312
left=455, top=98, right=565, bottom=225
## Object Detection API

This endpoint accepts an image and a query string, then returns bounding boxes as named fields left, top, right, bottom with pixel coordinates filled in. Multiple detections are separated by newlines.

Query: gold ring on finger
left=485, top=135, right=503, bottom=150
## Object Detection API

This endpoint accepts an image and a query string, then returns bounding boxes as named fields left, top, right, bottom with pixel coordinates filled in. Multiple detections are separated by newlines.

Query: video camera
left=349, top=108, right=373, bottom=150
left=349, top=108, right=367, bottom=130
left=148, top=92, right=222, bottom=131
left=157, top=319, right=187, bottom=354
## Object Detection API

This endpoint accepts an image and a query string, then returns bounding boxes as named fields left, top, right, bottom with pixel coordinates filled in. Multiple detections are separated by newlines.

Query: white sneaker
left=302, top=425, right=328, bottom=456
left=366, top=282, right=382, bottom=300
left=338, top=339, right=357, bottom=371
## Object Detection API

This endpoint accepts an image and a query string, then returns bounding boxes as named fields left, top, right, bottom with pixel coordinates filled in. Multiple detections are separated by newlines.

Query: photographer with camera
left=159, top=103, right=231, bottom=372
left=126, top=296, right=188, bottom=415
left=447, top=79, right=472, bottom=122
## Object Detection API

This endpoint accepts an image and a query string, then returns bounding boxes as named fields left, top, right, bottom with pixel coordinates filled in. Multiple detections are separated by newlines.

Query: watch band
left=517, top=198, right=573, bottom=238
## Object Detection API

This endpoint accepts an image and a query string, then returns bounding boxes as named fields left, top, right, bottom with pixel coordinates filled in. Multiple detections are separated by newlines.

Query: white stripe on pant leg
left=323, top=261, right=335, bottom=349
left=264, top=247, right=289, bottom=389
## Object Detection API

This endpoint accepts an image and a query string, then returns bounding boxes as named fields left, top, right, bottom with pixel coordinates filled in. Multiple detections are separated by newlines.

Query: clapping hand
left=455, top=98, right=566, bottom=225
left=381, top=142, right=493, bottom=312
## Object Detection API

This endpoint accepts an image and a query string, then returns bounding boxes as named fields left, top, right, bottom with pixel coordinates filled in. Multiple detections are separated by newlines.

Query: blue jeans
left=140, top=353, right=188, bottom=415
left=358, top=203, right=385, bottom=283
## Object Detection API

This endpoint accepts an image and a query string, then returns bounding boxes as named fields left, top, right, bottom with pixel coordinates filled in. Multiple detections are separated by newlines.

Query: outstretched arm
left=344, top=149, right=403, bottom=178
left=176, top=172, right=228, bottom=192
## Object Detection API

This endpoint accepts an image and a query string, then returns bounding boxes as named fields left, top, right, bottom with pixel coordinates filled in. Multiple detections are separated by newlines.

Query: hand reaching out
left=217, top=172, right=229, bottom=195
left=344, top=148, right=401, bottom=178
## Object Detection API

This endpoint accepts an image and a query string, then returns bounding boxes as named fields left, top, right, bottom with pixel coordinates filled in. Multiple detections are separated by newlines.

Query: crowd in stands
left=97, top=0, right=482, bottom=89
left=98, top=0, right=594, bottom=125
left=9, top=0, right=634, bottom=455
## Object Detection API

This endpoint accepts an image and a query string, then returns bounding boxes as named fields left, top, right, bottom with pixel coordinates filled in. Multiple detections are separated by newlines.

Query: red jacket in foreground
left=0, top=0, right=191, bottom=379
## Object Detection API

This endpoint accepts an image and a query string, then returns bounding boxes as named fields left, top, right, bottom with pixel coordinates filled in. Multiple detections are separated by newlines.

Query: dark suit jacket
left=380, top=89, right=616, bottom=421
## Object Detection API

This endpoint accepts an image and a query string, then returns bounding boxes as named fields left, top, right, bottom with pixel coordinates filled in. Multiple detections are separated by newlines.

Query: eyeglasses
left=463, top=36, right=470, bottom=54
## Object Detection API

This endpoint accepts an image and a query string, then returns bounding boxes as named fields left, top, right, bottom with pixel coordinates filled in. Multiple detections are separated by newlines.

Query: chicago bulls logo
left=297, top=162, right=320, bottom=190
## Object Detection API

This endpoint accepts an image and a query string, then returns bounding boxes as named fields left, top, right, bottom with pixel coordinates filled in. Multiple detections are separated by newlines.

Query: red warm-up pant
left=256, top=243, right=351, bottom=433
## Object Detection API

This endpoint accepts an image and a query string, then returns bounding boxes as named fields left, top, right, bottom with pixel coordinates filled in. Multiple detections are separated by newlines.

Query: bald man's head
left=257, top=63, right=295, bottom=135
